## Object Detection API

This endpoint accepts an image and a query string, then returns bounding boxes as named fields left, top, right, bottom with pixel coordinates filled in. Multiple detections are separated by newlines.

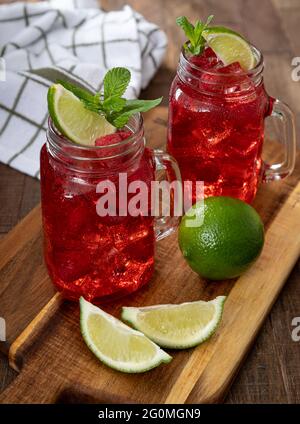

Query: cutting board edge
left=8, top=293, right=63, bottom=372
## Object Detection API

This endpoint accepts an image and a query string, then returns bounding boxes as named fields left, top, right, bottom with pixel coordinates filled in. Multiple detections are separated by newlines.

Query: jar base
left=51, top=268, right=154, bottom=305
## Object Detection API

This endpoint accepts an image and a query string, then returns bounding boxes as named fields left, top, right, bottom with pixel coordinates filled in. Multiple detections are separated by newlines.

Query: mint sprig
left=58, top=67, right=162, bottom=128
left=176, top=15, right=214, bottom=55
left=104, top=67, right=130, bottom=99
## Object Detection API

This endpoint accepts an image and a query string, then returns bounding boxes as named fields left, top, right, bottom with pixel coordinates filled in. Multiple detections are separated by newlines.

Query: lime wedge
left=80, top=297, right=172, bottom=373
left=202, top=26, right=256, bottom=71
left=122, top=296, right=226, bottom=349
left=47, top=84, right=115, bottom=146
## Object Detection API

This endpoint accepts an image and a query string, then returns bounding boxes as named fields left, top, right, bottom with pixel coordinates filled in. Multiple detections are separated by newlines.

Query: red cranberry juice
left=167, top=48, right=271, bottom=203
left=40, top=133, right=155, bottom=302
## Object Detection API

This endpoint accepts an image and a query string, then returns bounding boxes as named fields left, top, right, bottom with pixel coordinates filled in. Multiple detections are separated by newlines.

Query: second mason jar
left=167, top=46, right=296, bottom=204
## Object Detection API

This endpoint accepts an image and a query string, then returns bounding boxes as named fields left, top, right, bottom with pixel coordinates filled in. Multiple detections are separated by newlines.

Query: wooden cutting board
left=0, top=107, right=300, bottom=404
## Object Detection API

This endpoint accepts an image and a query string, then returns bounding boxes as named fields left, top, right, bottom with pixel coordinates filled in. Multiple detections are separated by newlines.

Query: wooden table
left=1, top=0, right=300, bottom=403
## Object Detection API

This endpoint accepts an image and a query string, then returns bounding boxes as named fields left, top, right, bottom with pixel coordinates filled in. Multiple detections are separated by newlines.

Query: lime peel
left=80, top=297, right=172, bottom=373
left=202, top=26, right=256, bottom=71
left=47, top=84, right=116, bottom=146
left=179, top=197, right=264, bottom=280
left=122, top=296, right=226, bottom=349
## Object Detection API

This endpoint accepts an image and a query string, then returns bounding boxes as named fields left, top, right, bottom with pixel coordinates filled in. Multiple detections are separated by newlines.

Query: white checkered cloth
left=0, top=0, right=167, bottom=178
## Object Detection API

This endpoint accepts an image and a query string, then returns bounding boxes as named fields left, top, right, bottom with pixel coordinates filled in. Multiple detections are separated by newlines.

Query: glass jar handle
left=151, top=149, right=182, bottom=241
left=263, top=99, right=296, bottom=182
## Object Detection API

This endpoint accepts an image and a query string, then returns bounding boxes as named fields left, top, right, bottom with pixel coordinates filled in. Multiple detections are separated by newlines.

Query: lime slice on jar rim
left=122, top=296, right=226, bottom=349
left=47, top=83, right=116, bottom=146
left=80, top=297, right=172, bottom=373
left=202, top=26, right=256, bottom=71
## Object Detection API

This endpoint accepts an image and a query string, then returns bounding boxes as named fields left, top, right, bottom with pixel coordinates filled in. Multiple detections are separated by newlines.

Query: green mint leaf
left=57, top=80, right=94, bottom=102
left=176, top=16, right=196, bottom=46
left=193, top=45, right=202, bottom=56
left=194, top=21, right=204, bottom=41
left=176, top=15, right=214, bottom=55
left=205, top=15, right=214, bottom=28
left=57, top=80, right=104, bottom=115
left=58, top=69, right=162, bottom=129
left=103, top=96, right=126, bottom=113
left=81, top=99, right=101, bottom=114
left=110, top=114, right=131, bottom=129
left=109, top=98, right=163, bottom=128
left=122, top=98, right=163, bottom=113
left=103, top=67, right=131, bottom=100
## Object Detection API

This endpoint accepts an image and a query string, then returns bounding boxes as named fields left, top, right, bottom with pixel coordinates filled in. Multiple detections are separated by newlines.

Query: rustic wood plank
left=263, top=52, right=300, bottom=140
left=241, top=0, right=290, bottom=53
left=18, top=176, right=40, bottom=222
left=272, top=0, right=300, bottom=10
left=252, top=1, right=300, bottom=401
left=0, top=353, right=16, bottom=394
left=0, top=165, right=25, bottom=234
left=225, top=317, right=290, bottom=403
left=202, top=0, right=243, bottom=23
left=267, top=261, right=300, bottom=403
left=226, top=252, right=300, bottom=403
left=0, top=205, right=55, bottom=354
left=276, top=9, right=300, bottom=57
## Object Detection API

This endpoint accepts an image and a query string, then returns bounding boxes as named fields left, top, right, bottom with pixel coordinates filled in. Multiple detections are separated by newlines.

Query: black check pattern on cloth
left=0, top=0, right=167, bottom=178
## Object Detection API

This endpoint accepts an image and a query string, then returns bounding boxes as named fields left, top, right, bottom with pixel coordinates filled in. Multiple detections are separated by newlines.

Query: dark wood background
left=1, top=0, right=300, bottom=403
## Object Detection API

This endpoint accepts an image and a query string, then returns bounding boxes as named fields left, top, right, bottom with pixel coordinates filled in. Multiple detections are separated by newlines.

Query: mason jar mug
left=40, top=114, right=181, bottom=301
left=167, top=46, right=296, bottom=203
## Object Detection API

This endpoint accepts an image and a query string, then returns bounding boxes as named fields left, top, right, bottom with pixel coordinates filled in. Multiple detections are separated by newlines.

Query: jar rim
left=46, top=113, right=145, bottom=169
left=47, top=112, right=144, bottom=152
left=180, top=44, right=264, bottom=79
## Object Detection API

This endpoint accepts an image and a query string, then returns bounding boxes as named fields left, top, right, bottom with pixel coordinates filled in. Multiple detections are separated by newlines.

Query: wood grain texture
left=0, top=0, right=300, bottom=404
left=0, top=107, right=299, bottom=404
left=8, top=293, right=63, bottom=372
left=0, top=205, right=56, bottom=355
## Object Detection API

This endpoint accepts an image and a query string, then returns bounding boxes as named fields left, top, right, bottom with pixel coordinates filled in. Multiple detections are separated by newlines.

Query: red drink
left=167, top=46, right=295, bottom=203
left=40, top=115, right=179, bottom=301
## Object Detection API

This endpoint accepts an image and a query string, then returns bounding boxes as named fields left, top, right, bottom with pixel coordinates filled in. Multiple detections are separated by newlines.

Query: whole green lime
left=178, top=196, right=264, bottom=280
